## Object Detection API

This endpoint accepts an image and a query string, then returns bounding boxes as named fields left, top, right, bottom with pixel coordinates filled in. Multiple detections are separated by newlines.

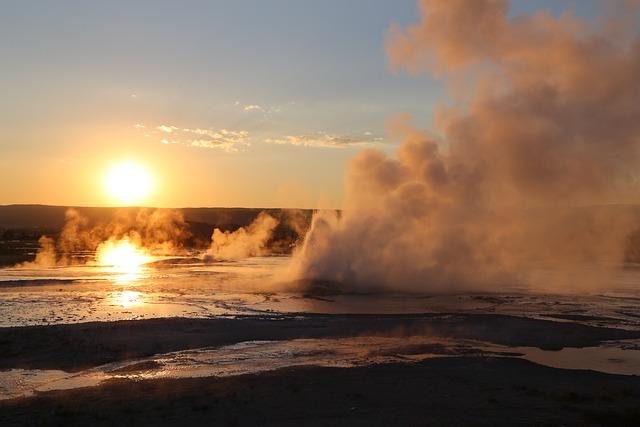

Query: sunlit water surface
left=3, top=336, right=640, bottom=400
left=2, top=256, right=640, bottom=329
left=2, top=256, right=640, bottom=398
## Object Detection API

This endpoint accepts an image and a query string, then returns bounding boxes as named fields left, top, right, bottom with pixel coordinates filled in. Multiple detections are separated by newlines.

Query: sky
left=0, top=0, right=601, bottom=208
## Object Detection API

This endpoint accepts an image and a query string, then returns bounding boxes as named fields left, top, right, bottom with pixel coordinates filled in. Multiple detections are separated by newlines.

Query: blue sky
left=0, top=0, right=601, bottom=208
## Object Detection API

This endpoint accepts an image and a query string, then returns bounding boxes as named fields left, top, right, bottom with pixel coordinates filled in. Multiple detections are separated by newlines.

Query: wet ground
left=2, top=256, right=640, bottom=330
left=4, top=335, right=640, bottom=400
left=1, top=256, right=640, bottom=425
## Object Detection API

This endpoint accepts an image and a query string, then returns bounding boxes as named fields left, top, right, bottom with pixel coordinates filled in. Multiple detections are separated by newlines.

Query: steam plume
left=205, top=212, right=278, bottom=261
left=20, top=236, right=57, bottom=268
left=23, top=208, right=191, bottom=267
left=289, top=0, right=640, bottom=292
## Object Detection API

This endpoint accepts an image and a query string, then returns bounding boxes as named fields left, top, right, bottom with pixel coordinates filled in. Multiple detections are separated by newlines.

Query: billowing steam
left=22, top=208, right=191, bottom=267
left=205, top=212, right=278, bottom=261
left=23, top=236, right=57, bottom=268
left=22, top=208, right=285, bottom=268
left=288, top=0, right=640, bottom=292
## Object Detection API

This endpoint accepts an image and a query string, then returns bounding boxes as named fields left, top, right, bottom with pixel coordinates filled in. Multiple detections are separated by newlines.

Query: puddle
left=506, top=341, right=640, bottom=376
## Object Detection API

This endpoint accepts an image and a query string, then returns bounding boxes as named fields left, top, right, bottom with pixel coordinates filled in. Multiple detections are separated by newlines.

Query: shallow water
left=3, top=336, right=640, bottom=400
left=2, top=256, right=640, bottom=398
left=1, top=256, right=640, bottom=329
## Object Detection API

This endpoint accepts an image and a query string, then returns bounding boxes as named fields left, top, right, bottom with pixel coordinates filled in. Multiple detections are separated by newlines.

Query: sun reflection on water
left=112, top=271, right=144, bottom=283
left=113, top=290, right=144, bottom=308
left=95, top=237, right=152, bottom=283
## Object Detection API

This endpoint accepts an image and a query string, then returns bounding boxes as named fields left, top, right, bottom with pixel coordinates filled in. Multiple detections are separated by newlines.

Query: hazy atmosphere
left=1, top=0, right=604, bottom=208
left=2, top=1, right=640, bottom=426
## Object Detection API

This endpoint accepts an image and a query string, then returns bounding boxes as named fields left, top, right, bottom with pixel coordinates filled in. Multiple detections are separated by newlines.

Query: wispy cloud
left=137, top=122, right=382, bottom=151
left=235, top=101, right=284, bottom=115
left=157, top=124, right=178, bottom=133
left=243, top=104, right=263, bottom=112
left=265, top=132, right=380, bottom=148
left=136, top=123, right=250, bottom=152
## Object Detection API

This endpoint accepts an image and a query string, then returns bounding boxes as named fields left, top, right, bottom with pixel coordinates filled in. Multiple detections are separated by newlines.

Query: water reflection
left=4, top=337, right=640, bottom=400
left=111, top=270, right=145, bottom=284
left=3, top=257, right=640, bottom=330
left=96, top=238, right=152, bottom=284
left=113, top=290, right=144, bottom=308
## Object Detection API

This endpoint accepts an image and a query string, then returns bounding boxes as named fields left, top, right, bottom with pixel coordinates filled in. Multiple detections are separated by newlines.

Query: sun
left=104, top=161, right=153, bottom=205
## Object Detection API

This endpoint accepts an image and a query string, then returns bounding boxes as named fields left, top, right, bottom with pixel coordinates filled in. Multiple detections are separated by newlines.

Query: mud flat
left=2, top=314, right=640, bottom=371
left=2, top=357, right=640, bottom=426
left=2, top=314, right=640, bottom=426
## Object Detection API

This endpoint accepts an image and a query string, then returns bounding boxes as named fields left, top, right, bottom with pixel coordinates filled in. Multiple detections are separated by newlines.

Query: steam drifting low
left=21, top=208, right=284, bottom=269
left=22, top=208, right=191, bottom=268
left=205, top=212, right=279, bottom=261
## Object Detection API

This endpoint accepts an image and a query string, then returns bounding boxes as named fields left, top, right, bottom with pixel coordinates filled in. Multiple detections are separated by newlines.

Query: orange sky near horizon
left=0, top=1, right=605, bottom=209
left=0, top=121, right=353, bottom=209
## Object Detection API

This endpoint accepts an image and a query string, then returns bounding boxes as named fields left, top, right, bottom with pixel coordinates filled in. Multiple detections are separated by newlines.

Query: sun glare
left=96, top=238, right=151, bottom=282
left=113, top=290, right=144, bottom=308
left=104, top=161, right=153, bottom=205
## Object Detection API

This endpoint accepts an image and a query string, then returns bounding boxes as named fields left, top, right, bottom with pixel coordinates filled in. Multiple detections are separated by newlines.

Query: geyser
left=288, top=0, right=640, bottom=292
